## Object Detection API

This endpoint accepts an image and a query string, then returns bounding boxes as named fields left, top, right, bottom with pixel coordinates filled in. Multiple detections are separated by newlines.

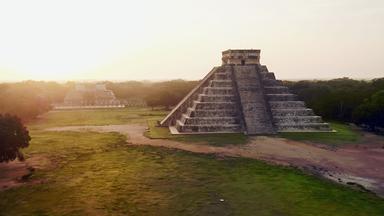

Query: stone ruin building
left=160, top=49, right=331, bottom=135
left=62, top=84, right=121, bottom=107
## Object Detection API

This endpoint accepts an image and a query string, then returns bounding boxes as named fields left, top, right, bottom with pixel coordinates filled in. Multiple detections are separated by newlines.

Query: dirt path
left=0, top=156, right=49, bottom=190
left=0, top=160, right=30, bottom=190
left=46, top=124, right=384, bottom=197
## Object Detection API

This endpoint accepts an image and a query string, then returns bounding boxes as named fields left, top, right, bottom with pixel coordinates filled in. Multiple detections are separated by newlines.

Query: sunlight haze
left=0, top=0, right=383, bottom=81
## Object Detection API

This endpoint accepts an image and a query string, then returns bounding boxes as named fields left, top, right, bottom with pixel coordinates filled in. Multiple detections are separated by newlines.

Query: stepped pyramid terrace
left=54, top=84, right=123, bottom=109
left=160, top=49, right=332, bottom=135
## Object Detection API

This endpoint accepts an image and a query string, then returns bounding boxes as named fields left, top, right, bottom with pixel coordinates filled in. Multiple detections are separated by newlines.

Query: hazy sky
left=0, top=0, right=383, bottom=81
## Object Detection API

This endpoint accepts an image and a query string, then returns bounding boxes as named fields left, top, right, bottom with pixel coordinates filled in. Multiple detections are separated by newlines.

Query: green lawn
left=30, top=108, right=360, bottom=146
left=1, top=131, right=384, bottom=216
left=144, top=120, right=249, bottom=146
left=145, top=120, right=363, bottom=146
left=279, top=122, right=361, bottom=146
left=1, top=108, right=383, bottom=215
left=29, top=107, right=167, bottom=130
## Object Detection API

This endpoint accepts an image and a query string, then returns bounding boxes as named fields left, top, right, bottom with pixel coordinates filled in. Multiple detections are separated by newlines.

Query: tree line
left=2, top=77, right=382, bottom=163
left=0, top=80, right=198, bottom=121
left=0, top=78, right=383, bottom=129
left=285, top=77, right=384, bottom=130
left=104, top=80, right=199, bottom=109
left=0, top=81, right=69, bottom=121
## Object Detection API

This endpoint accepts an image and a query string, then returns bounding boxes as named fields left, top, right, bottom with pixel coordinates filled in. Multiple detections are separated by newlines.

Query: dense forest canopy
left=285, top=78, right=384, bottom=126
left=0, top=78, right=383, bottom=129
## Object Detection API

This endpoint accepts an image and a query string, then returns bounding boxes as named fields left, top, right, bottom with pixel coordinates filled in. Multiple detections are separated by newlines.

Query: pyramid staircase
left=161, top=51, right=331, bottom=134
left=259, top=66, right=331, bottom=132
left=174, top=66, right=243, bottom=133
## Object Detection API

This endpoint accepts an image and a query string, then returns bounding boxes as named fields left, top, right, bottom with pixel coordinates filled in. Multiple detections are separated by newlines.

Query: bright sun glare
left=0, top=0, right=383, bottom=81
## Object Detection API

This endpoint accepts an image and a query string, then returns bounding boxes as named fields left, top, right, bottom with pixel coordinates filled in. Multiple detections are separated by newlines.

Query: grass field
left=1, top=108, right=383, bottom=215
left=29, top=108, right=167, bottom=130
left=146, top=119, right=362, bottom=146
left=144, top=120, right=249, bottom=146
left=279, top=122, right=361, bottom=145
left=30, top=108, right=361, bottom=146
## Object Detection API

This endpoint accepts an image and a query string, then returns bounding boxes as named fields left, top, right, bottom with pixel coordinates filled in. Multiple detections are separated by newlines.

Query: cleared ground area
left=1, top=108, right=384, bottom=216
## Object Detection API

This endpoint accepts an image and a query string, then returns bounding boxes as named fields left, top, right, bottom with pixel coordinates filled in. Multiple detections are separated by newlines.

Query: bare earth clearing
left=42, top=123, right=384, bottom=197
left=0, top=155, right=50, bottom=190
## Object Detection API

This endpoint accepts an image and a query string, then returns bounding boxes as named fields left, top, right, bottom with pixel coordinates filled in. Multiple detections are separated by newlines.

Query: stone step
left=176, top=120, right=242, bottom=133
left=262, top=79, right=283, bottom=86
left=264, top=86, right=290, bottom=94
left=262, top=72, right=276, bottom=79
left=259, top=65, right=269, bottom=73
left=269, top=101, right=306, bottom=109
left=179, top=113, right=188, bottom=124
left=182, top=115, right=239, bottom=125
left=276, top=123, right=332, bottom=132
left=187, top=108, right=237, bottom=117
left=233, top=66, right=275, bottom=134
left=273, top=116, right=322, bottom=124
left=209, top=80, right=233, bottom=87
left=203, top=87, right=234, bottom=95
left=214, top=72, right=230, bottom=80
left=266, top=94, right=298, bottom=101
left=194, top=101, right=237, bottom=110
left=198, top=94, right=236, bottom=102
left=271, top=108, right=315, bottom=116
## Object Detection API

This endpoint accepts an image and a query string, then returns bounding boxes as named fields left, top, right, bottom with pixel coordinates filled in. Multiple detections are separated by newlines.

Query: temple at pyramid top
left=161, top=49, right=332, bottom=135
left=222, top=49, right=261, bottom=65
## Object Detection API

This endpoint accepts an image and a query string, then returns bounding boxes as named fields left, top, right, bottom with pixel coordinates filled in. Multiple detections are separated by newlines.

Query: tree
left=144, top=90, right=177, bottom=110
left=0, top=114, right=31, bottom=162
left=83, top=92, right=96, bottom=105
left=286, top=78, right=384, bottom=122
left=145, top=92, right=162, bottom=110
left=0, top=83, right=52, bottom=120
left=353, top=90, right=384, bottom=131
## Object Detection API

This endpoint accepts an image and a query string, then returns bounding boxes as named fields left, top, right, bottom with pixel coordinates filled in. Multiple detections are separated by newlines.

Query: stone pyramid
left=160, top=49, right=331, bottom=135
